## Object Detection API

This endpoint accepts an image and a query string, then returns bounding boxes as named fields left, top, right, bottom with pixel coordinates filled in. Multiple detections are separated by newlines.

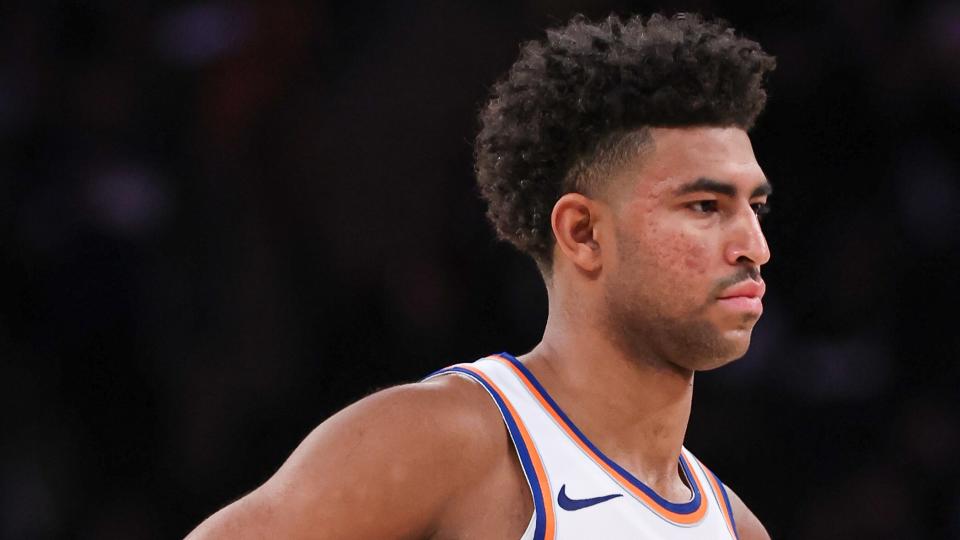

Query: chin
left=690, top=355, right=739, bottom=372
left=690, top=331, right=752, bottom=371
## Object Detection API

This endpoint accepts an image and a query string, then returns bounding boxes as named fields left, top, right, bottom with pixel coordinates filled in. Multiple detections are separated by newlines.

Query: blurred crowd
left=1, top=1, right=958, bottom=538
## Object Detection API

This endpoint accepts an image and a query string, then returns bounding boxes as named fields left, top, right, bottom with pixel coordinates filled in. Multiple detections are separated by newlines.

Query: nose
left=725, top=205, right=771, bottom=267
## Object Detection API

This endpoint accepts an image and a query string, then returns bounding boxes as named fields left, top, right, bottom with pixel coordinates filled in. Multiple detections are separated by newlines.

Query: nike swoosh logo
left=557, top=484, right=623, bottom=511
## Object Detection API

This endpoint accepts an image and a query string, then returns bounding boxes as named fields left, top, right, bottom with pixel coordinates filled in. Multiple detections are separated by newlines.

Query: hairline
left=539, top=122, right=753, bottom=280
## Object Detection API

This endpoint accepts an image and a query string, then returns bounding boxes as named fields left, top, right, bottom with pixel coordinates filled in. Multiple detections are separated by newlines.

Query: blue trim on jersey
left=708, top=468, right=739, bottom=540
left=427, top=366, right=548, bottom=540
left=498, top=352, right=704, bottom=516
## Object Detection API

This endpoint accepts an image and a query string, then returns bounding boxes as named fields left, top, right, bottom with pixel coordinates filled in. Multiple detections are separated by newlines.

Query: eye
left=688, top=200, right=719, bottom=214
left=751, top=201, right=771, bottom=220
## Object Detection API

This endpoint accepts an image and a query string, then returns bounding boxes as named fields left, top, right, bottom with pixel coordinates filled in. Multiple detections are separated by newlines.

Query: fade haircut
left=475, top=13, right=776, bottom=273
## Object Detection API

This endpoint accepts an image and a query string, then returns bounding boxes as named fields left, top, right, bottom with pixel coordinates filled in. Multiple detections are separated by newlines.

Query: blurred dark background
left=2, top=1, right=959, bottom=538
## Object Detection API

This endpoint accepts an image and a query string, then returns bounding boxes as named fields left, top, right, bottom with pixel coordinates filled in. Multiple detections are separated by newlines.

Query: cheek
left=682, top=241, right=710, bottom=274
left=662, top=230, right=710, bottom=276
left=619, top=211, right=711, bottom=281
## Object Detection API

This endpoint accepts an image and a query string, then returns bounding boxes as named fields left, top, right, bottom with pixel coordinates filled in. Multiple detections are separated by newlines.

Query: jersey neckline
left=493, top=352, right=707, bottom=525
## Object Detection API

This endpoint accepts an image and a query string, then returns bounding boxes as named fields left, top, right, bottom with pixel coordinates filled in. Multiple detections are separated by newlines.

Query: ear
left=551, top=193, right=605, bottom=274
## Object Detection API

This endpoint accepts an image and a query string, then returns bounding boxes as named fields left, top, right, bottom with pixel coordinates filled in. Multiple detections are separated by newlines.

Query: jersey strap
left=425, top=364, right=556, bottom=540
left=691, top=457, right=739, bottom=539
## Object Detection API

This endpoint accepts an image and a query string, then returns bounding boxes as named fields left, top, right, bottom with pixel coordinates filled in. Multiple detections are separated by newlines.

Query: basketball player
left=188, top=13, right=775, bottom=539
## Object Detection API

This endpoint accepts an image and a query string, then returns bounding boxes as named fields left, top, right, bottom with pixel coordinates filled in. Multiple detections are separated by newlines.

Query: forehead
left=612, top=126, right=766, bottom=200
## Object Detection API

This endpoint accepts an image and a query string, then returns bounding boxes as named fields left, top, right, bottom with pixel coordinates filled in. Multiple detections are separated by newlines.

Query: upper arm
left=725, top=484, right=770, bottom=540
left=186, top=377, right=499, bottom=540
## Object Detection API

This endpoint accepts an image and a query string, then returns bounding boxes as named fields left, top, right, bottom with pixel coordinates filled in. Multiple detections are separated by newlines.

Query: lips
left=716, top=280, right=765, bottom=314
left=717, top=280, right=766, bottom=301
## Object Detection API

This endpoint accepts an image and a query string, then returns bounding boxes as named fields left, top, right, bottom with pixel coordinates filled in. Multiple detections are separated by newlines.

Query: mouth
left=715, top=279, right=765, bottom=315
left=716, top=295, right=763, bottom=314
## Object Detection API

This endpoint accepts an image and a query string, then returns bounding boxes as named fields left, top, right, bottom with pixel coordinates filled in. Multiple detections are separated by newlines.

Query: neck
left=520, top=288, right=695, bottom=498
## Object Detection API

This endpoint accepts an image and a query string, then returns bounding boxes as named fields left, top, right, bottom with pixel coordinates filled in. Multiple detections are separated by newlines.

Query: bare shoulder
left=724, top=484, right=771, bottom=540
left=187, top=374, right=507, bottom=539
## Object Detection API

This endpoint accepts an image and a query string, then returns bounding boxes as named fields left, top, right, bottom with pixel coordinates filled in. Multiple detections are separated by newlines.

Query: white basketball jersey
left=426, top=353, right=739, bottom=540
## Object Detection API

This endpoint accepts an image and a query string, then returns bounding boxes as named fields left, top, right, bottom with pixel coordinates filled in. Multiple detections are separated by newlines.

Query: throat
left=518, top=344, right=694, bottom=497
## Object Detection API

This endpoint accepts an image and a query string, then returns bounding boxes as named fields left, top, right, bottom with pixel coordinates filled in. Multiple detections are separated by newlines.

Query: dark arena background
left=2, top=1, right=959, bottom=538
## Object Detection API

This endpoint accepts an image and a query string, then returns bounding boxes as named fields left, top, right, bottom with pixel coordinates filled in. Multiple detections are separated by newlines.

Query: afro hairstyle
left=475, top=13, right=776, bottom=272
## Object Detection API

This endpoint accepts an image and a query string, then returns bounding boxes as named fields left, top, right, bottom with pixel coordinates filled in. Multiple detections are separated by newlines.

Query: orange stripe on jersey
left=491, top=354, right=708, bottom=526
left=698, top=460, right=738, bottom=539
left=452, top=364, right=557, bottom=540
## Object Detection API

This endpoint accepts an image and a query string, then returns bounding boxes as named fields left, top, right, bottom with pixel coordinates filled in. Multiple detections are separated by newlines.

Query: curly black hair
left=475, top=13, right=776, bottom=272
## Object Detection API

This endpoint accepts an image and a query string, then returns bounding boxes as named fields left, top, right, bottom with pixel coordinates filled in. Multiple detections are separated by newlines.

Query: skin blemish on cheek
left=682, top=251, right=709, bottom=274
left=670, top=232, right=709, bottom=274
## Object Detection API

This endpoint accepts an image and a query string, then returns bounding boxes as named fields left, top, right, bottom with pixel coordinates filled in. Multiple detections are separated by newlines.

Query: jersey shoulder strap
left=425, top=355, right=557, bottom=540
left=425, top=353, right=739, bottom=540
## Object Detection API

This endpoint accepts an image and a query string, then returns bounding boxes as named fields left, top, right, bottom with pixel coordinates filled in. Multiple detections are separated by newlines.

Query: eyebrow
left=674, top=177, right=773, bottom=198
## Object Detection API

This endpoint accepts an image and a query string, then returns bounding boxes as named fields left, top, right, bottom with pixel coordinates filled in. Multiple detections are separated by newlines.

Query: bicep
left=186, top=384, right=468, bottom=540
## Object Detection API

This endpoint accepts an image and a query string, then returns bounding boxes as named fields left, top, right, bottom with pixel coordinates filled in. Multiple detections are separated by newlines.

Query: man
left=189, top=13, right=775, bottom=539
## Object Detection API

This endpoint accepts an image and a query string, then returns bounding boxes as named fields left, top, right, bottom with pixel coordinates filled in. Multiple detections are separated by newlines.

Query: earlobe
left=551, top=193, right=603, bottom=274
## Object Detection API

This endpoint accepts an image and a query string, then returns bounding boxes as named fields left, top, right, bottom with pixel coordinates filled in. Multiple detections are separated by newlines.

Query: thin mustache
left=712, top=267, right=762, bottom=296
